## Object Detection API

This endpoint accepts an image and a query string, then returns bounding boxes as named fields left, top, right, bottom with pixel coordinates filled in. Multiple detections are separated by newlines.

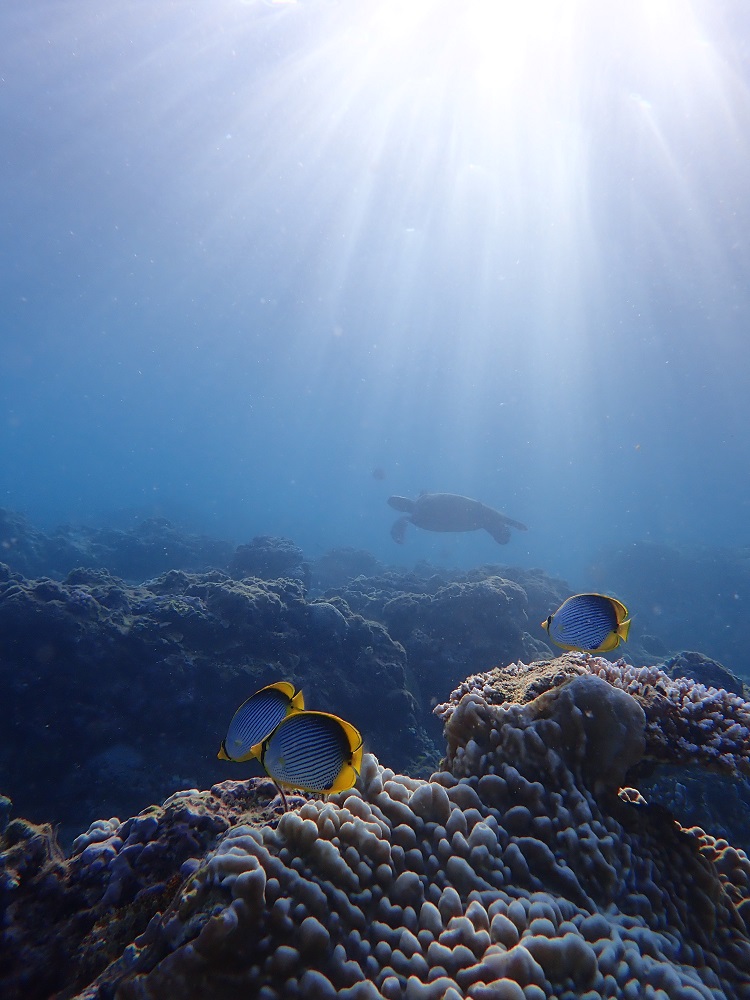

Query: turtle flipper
left=483, top=506, right=527, bottom=542
left=390, top=516, right=410, bottom=544
left=387, top=496, right=415, bottom=513
left=486, top=522, right=511, bottom=544
left=501, top=515, right=528, bottom=532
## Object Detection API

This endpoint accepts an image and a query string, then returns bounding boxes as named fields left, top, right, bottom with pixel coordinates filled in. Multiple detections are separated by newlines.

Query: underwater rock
left=309, top=546, right=385, bottom=593
left=379, top=576, right=531, bottom=705
left=0, top=507, right=81, bottom=578
left=329, top=564, right=573, bottom=714
left=4, top=654, right=750, bottom=998
left=469, top=565, right=571, bottom=646
left=0, top=508, right=233, bottom=581
left=663, top=649, right=746, bottom=698
left=314, top=565, right=615, bottom=750
left=306, top=598, right=351, bottom=639
left=0, top=564, right=430, bottom=832
left=83, top=517, right=234, bottom=582
left=228, top=535, right=310, bottom=588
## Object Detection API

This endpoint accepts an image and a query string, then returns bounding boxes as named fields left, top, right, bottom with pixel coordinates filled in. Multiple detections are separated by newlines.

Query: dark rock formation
left=309, top=546, right=384, bottom=593
left=0, top=508, right=233, bottom=581
left=228, top=534, right=310, bottom=588
left=663, top=649, right=746, bottom=697
left=0, top=563, right=426, bottom=834
left=324, top=564, right=569, bottom=724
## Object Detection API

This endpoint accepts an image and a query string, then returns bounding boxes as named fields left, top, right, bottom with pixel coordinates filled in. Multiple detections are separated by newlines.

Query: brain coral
left=85, top=654, right=750, bottom=1000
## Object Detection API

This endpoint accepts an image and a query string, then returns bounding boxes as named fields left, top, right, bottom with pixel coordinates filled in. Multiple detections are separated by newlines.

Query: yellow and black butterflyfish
left=252, top=709, right=363, bottom=794
left=541, top=592, right=631, bottom=653
left=217, top=680, right=304, bottom=762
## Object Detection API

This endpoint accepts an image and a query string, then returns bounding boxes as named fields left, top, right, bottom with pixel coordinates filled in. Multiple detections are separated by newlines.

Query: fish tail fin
left=618, top=618, right=632, bottom=642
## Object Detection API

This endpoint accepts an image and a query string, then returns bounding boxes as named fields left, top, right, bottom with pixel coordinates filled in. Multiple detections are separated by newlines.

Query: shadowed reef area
left=2, top=511, right=750, bottom=998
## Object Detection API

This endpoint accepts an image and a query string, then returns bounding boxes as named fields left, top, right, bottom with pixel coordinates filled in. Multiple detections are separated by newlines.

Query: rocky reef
left=3, top=510, right=750, bottom=997
left=318, top=565, right=570, bottom=729
left=0, top=559, right=433, bottom=835
left=2, top=527, right=748, bottom=841
left=3, top=654, right=750, bottom=998
left=0, top=508, right=234, bottom=582
left=0, top=517, right=588, bottom=836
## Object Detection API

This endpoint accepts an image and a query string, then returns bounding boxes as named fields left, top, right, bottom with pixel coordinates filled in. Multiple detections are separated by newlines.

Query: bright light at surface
left=3, top=0, right=750, bottom=555
left=363, top=0, right=578, bottom=98
left=17, top=0, right=742, bottom=419
left=7, top=0, right=747, bottom=373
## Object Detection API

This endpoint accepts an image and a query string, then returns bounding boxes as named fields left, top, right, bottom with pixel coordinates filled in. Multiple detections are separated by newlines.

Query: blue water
left=2, top=0, right=750, bottom=587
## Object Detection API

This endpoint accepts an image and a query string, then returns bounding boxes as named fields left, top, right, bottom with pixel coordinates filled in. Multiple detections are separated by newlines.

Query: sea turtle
left=387, top=492, right=528, bottom=545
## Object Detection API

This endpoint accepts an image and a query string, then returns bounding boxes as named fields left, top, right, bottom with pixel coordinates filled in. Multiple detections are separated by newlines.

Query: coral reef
left=0, top=507, right=317, bottom=591
left=0, top=778, right=296, bottom=1000
left=309, top=547, right=385, bottom=593
left=0, top=506, right=362, bottom=593
left=229, top=535, right=310, bottom=588
left=3, top=654, right=750, bottom=999
left=380, top=576, right=530, bottom=690
left=441, top=655, right=750, bottom=853
left=441, top=653, right=750, bottom=779
left=0, top=508, right=233, bottom=580
left=323, top=566, right=564, bottom=723
left=4, top=505, right=750, bottom=998
left=0, top=562, right=427, bottom=834
left=662, top=651, right=745, bottom=698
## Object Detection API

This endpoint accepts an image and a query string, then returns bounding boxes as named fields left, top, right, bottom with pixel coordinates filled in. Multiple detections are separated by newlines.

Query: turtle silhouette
left=387, top=492, right=527, bottom=544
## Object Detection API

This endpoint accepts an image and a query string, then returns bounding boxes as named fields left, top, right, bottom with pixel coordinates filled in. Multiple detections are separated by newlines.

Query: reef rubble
left=3, top=654, right=750, bottom=999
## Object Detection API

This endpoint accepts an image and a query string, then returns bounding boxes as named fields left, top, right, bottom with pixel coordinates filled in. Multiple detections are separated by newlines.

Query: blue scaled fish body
left=218, top=680, right=304, bottom=763
left=254, top=710, right=363, bottom=794
left=218, top=682, right=363, bottom=794
left=541, top=593, right=631, bottom=653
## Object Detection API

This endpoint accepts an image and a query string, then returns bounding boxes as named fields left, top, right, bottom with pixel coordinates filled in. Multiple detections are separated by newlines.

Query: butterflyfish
left=252, top=710, right=363, bottom=794
left=217, top=680, right=304, bottom=762
left=541, top=593, right=631, bottom=653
